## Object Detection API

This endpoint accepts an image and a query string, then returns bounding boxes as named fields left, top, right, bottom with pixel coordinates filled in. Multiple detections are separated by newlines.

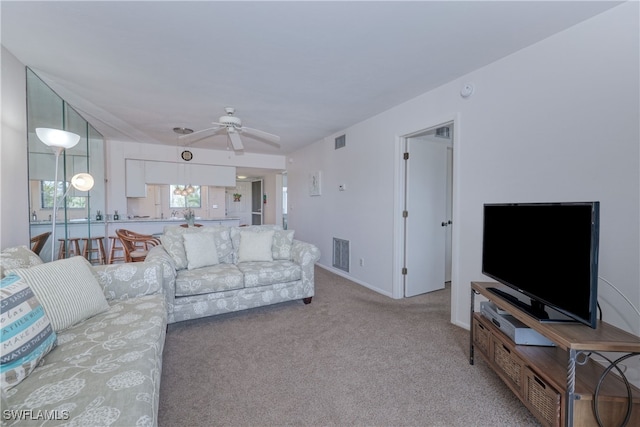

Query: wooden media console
left=470, top=281, right=640, bottom=427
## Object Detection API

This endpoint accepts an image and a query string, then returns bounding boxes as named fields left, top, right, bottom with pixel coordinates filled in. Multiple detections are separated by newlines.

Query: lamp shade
left=36, top=128, right=80, bottom=149
left=70, top=173, right=94, bottom=192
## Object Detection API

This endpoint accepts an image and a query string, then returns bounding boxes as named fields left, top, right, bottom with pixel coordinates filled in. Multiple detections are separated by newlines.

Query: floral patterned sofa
left=146, top=225, right=320, bottom=324
left=1, top=246, right=167, bottom=426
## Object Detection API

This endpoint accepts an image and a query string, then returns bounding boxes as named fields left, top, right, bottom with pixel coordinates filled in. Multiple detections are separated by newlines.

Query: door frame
left=392, top=114, right=462, bottom=321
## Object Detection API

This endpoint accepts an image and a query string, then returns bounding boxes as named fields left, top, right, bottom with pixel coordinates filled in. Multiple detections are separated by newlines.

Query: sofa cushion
left=236, top=260, right=302, bottom=287
left=183, top=233, right=219, bottom=270
left=162, top=226, right=233, bottom=270
left=0, top=245, right=43, bottom=279
left=237, top=230, right=275, bottom=262
left=0, top=275, right=57, bottom=391
left=7, top=256, right=110, bottom=332
left=272, top=230, right=295, bottom=260
left=175, top=263, right=244, bottom=296
left=3, top=294, right=167, bottom=427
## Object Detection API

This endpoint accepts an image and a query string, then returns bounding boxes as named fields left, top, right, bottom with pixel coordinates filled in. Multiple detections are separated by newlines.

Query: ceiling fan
left=180, top=107, right=280, bottom=151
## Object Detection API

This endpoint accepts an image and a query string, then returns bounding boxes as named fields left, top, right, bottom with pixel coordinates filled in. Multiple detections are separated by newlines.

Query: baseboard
left=315, top=263, right=394, bottom=298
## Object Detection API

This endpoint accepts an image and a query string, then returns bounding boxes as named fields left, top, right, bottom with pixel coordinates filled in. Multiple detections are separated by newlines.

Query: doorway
left=251, top=180, right=263, bottom=225
left=400, top=122, right=454, bottom=297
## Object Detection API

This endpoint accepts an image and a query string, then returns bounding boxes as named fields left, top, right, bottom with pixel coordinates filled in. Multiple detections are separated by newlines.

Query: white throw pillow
left=183, top=233, right=219, bottom=270
left=6, top=256, right=110, bottom=332
left=237, top=230, right=275, bottom=262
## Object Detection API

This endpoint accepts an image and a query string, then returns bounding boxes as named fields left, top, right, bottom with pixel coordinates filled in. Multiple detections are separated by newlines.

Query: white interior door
left=404, top=136, right=449, bottom=297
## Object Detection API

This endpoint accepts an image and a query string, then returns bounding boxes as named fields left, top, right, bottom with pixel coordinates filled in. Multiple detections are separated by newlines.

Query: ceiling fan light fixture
left=173, top=127, right=194, bottom=135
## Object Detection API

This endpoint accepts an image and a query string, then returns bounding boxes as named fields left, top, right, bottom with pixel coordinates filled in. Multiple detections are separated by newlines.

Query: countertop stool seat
left=82, top=236, right=107, bottom=265
left=57, top=237, right=82, bottom=259
left=107, top=235, right=126, bottom=264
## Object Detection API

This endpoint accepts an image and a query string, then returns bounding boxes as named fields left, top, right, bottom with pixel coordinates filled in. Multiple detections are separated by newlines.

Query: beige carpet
left=159, top=267, right=540, bottom=426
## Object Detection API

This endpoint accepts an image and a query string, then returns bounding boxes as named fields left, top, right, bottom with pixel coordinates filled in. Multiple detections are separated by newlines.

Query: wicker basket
left=473, top=318, right=491, bottom=356
left=523, top=367, right=561, bottom=427
left=492, top=337, right=523, bottom=391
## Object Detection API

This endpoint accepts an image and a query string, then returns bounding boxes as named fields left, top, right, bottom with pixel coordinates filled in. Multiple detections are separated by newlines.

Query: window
left=169, top=185, right=201, bottom=208
left=40, top=181, right=87, bottom=209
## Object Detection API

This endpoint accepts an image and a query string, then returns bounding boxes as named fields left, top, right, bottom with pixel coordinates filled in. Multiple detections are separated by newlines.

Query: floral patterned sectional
left=1, top=246, right=167, bottom=426
left=147, top=224, right=321, bottom=324
left=0, top=225, right=319, bottom=426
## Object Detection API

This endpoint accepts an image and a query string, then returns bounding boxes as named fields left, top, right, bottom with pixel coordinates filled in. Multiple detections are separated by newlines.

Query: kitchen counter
left=106, top=217, right=241, bottom=237
left=106, top=217, right=239, bottom=223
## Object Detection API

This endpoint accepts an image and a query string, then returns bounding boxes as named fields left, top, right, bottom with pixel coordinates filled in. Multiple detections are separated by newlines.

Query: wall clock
left=181, top=150, right=193, bottom=161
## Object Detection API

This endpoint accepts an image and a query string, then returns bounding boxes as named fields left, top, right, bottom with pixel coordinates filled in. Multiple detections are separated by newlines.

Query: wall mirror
left=27, top=68, right=105, bottom=260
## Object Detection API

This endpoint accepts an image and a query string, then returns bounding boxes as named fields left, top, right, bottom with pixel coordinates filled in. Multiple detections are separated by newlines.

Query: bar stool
left=82, top=236, right=107, bottom=265
left=57, top=238, right=82, bottom=259
left=107, top=235, right=126, bottom=264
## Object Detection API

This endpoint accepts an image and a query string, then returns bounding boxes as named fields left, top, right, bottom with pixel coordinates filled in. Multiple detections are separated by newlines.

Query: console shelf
left=470, top=281, right=640, bottom=427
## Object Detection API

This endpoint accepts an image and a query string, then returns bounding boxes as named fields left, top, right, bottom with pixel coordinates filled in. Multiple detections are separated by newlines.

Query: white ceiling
left=1, top=1, right=621, bottom=155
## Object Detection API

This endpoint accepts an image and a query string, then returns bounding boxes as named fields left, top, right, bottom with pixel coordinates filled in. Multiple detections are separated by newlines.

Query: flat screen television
left=482, top=202, right=600, bottom=329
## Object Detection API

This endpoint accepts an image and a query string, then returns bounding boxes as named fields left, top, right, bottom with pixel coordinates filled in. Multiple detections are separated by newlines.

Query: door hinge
left=402, top=267, right=408, bottom=275
left=403, top=152, right=409, bottom=160
left=402, top=210, right=408, bottom=218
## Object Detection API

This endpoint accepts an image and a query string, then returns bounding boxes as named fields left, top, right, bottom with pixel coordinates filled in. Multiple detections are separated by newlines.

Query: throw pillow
left=237, top=230, right=275, bottom=262
left=6, top=256, right=110, bottom=332
left=1, top=275, right=57, bottom=391
left=160, top=233, right=187, bottom=269
left=230, top=225, right=282, bottom=263
left=1, top=245, right=43, bottom=279
left=161, top=226, right=233, bottom=269
left=183, top=233, right=219, bottom=270
left=272, top=230, right=295, bottom=260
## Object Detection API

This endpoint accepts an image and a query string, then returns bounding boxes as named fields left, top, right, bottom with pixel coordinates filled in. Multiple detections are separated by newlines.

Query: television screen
left=482, top=202, right=600, bottom=328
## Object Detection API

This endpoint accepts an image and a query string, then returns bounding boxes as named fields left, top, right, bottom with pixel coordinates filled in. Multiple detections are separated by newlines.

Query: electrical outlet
left=359, top=258, right=364, bottom=267
left=339, top=184, right=346, bottom=191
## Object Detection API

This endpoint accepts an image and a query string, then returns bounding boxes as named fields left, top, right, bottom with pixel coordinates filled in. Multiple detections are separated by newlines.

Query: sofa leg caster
left=303, top=297, right=312, bottom=305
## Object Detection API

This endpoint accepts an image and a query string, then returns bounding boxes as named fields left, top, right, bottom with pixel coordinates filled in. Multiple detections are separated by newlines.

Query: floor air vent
left=333, top=238, right=350, bottom=272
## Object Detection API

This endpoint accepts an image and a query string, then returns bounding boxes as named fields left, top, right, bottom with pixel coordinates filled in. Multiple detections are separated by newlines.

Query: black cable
left=591, top=351, right=637, bottom=427
left=597, top=301, right=602, bottom=321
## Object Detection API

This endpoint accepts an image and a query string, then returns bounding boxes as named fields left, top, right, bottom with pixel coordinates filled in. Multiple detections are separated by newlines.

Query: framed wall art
left=309, top=171, right=321, bottom=196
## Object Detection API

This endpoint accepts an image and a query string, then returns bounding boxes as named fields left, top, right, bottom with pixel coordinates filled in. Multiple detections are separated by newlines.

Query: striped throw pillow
left=7, top=256, right=109, bottom=332
left=1, top=275, right=57, bottom=391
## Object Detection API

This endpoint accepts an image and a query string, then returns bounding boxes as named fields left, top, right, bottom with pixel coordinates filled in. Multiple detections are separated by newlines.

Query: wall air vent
left=335, top=134, right=346, bottom=150
left=435, top=126, right=450, bottom=138
left=333, top=238, right=350, bottom=272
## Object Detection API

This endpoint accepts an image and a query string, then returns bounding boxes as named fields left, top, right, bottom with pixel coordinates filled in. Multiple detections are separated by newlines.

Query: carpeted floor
left=158, top=266, right=540, bottom=426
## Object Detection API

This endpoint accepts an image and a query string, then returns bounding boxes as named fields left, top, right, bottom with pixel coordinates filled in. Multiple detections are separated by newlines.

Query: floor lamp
left=35, top=128, right=94, bottom=262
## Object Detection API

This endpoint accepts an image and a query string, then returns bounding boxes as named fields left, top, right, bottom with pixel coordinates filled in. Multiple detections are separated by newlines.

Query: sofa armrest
left=93, top=261, right=163, bottom=301
left=291, top=240, right=321, bottom=297
left=145, top=245, right=178, bottom=322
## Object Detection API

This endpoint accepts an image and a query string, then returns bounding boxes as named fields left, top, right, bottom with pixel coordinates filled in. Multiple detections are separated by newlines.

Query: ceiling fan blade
left=240, top=126, right=281, bottom=145
left=228, top=129, right=244, bottom=151
left=178, top=124, right=223, bottom=139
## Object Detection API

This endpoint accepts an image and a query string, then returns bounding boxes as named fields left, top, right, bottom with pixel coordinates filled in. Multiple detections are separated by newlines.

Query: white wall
left=1, top=46, right=29, bottom=248
left=288, top=2, right=640, bottom=338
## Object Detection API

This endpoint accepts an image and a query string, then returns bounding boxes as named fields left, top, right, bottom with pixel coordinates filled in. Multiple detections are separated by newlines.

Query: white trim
left=392, top=114, right=462, bottom=323
left=316, top=263, right=394, bottom=299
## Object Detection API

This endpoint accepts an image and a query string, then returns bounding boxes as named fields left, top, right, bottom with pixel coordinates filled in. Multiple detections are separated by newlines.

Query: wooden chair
left=115, top=229, right=160, bottom=262
left=30, top=231, right=51, bottom=255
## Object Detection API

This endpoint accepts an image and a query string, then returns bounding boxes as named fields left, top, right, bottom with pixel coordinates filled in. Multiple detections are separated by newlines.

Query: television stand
left=471, top=281, right=640, bottom=426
